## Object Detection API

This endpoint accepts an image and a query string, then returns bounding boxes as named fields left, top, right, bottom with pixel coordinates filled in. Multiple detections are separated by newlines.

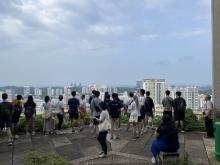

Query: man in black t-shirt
left=172, top=91, right=186, bottom=131
left=108, top=93, right=123, bottom=139
left=145, top=91, right=155, bottom=129
left=0, top=93, right=13, bottom=145
left=68, top=91, right=80, bottom=133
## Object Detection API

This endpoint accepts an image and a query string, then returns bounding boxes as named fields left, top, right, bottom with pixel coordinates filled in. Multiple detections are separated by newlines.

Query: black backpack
left=25, top=104, right=34, bottom=118
left=14, top=101, right=22, bottom=115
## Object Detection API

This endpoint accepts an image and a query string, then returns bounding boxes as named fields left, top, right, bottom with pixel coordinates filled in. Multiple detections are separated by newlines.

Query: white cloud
left=138, top=33, right=158, bottom=40
left=174, top=29, right=208, bottom=38
left=89, top=24, right=127, bottom=35
left=144, top=0, right=175, bottom=9
left=0, top=17, right=26, bottom=36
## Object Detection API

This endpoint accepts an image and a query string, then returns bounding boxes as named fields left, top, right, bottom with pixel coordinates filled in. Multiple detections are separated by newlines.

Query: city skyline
left=0, top=0, right=211, bottom=86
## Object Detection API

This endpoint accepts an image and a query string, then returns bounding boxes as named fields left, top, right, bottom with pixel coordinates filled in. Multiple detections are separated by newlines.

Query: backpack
left=14, top=101, right=22, bottom=115
left=25, top=104, right=34, bottom=118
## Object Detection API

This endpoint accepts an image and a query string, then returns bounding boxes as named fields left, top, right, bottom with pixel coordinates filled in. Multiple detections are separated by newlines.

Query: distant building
left=181, top=87, right=199, bottom=110
left=136, top=81, right=143, bottom=89
left=24, top=86, right=31, bottom=97
left=5, top=89, right=15, bottom=101
left=34, top=88, right=42, bottom=96
left=143, top=79, right=165, bottom=106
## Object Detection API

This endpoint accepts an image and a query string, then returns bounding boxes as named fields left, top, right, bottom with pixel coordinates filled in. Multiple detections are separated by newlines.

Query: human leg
left=97, top=131, right=108, bottom=155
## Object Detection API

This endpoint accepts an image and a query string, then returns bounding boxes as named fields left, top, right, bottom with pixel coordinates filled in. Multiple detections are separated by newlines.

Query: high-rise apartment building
left=181, top=87, right=199, bottom=110
left=24, top=86, right=31, bottom=97
left=143, top=79, right=165, bottom=106
left=34, top=88, right=42, bottom=96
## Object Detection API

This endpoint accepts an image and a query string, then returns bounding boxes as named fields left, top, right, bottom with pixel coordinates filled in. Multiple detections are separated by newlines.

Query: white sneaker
left=151, top=157, right=156, bottom=164
left=7, top=140, right=12, bottom=146
left=31, top=131, right=36, bottom=136
left=143, top=128, right=148, bottom=133
left=56, top=131, right=64, bottom=135
left=99, top=151, right=104, bottom=155
left=98, top=153, right=106, bottom=158
left=14, top=135, right=19, bottom=139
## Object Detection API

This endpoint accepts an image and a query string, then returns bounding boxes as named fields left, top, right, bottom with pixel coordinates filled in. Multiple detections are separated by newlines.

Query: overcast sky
left=0, top=0, right=211, bottom=86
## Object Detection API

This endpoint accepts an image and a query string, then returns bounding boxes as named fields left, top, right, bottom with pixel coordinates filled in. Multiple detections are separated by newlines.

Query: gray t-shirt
left=90, top=97, right=102, bottom=117
left=162, top=96, right=173, bottom=112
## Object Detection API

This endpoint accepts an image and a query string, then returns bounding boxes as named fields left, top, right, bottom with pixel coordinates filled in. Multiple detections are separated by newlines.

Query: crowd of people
left=0, top=89, right=214, bottom=163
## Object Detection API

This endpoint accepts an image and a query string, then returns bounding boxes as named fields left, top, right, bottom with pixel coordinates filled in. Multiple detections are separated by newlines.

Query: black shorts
left=69, top=111, right=79, bottom=120
left=174, top=111, right=185, bottom=121
left=163, top=111, right=172, bottom=119
left=146, top=111, right=153, bottom=118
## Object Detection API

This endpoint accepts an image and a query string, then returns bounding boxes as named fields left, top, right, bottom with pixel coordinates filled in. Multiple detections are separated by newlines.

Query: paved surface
left=0, top=126, right=218, bottom=165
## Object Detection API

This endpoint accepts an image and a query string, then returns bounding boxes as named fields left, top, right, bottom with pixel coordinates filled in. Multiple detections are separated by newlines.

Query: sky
left=0, top=0, right=212, bottom=87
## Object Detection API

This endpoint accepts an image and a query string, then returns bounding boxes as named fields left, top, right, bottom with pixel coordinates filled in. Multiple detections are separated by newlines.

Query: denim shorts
left=0, top=117, right=11, bottom=129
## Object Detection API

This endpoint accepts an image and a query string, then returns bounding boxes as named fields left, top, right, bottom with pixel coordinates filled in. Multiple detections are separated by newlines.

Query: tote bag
left=98, top=118, right=111, bottom=132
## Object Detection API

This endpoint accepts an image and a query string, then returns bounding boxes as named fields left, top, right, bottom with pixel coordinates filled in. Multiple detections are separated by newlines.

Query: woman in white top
left=95, top=102, right=110, bottom=158
left=129, top=95, right=141, bottom=140
left=43, top=96, right=53, bottom=135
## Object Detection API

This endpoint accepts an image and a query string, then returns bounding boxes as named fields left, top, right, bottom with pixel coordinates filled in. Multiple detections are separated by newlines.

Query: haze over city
left=0, top=0, right=211, bottom=86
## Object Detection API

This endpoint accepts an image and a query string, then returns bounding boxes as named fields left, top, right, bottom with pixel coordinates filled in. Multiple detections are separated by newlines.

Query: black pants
left=97, top=131, right=108, bottom=154
left=163, top=111, right=172, bottom=119
left=57, top=114, right=63, bottom=130
left=205, top=117, right=214, bottom=138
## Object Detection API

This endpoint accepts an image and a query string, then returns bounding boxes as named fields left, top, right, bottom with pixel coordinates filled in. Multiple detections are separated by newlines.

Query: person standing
left=162, top=90, right=173, bottom=119
left=139, top=89, right=146, bottom=134
left=68, top=91, right=80, bottom=133
left=43, top=96, right=53, bottom=135
left=108, top=93, right=123, bottom=140
left=11, top=95, right=23, bottom=139
left=172, top=91, right=187, bottom=131
left=0, top=93, right=13, bottom=145
left=125, top=92, right=134, bottom=131
left=90, top=91, right=102, bottom=138
left=129, top=95, right=141, bottom=140
left=203, top=95, right=214, bottom=138
left=79, top=94, right=86, bottom=131
left=56, top=95, right=65, bottom=135
left=24, top=95, right=36, bottom=136
left=145, top=91, right=155, bottom=129
left=95, top=102, right=111, bottom=158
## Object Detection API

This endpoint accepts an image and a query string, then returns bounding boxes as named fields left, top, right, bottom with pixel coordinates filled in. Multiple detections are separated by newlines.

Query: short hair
left=92, top=90, right=96, bottom=94
left=176, top=91, right=182, bottom=97
left=81, top=94, right=85, bottom=99
left=27, top=95, right=33, bottom=102
left=94, top=91, right=100, bottom=97
left=206, top=95, right=211, bottom=100
left=129, top=92, right=134, bottom=98
left=71, top=91, right=76, bottom=97
left=140, top=89, right=145, bottom=95
left=112, top=93, right=118, bottom=99
left=105, top=94, right=110, bottom=99
left=59, top=95, right=63, bottom=101
left=44, top=96, right=50, bottom=102
left=17, top=95, right=22, bottom=100
left=165, top=90, right=170, bottom=96
left=2, top=93, right=8, bottom=100
left=146, top=91, right=150, bottom=96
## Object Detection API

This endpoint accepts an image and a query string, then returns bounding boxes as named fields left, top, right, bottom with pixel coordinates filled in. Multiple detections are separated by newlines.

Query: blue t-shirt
left=68, top=98, right=80, bottom=112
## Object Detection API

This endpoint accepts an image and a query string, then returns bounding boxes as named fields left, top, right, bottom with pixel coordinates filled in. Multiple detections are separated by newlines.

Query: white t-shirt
left=139, top=96, right=145, bottom=106
left=203, top=100, right=214, bottom=118
left=43, top=102, right=53, bottom=118
left=80, top=99, right=86, bottom=109
left=56, top=101, right=64, bottom=115
left=130, top=101, right=141, bottom=116
left=99, top=110, right=110, bottom=122
left=126, top=98, right=133, bottom=113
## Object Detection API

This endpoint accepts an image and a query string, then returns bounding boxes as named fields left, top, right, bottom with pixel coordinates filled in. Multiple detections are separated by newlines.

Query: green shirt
left=162, top=96, right=173, bottom=112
